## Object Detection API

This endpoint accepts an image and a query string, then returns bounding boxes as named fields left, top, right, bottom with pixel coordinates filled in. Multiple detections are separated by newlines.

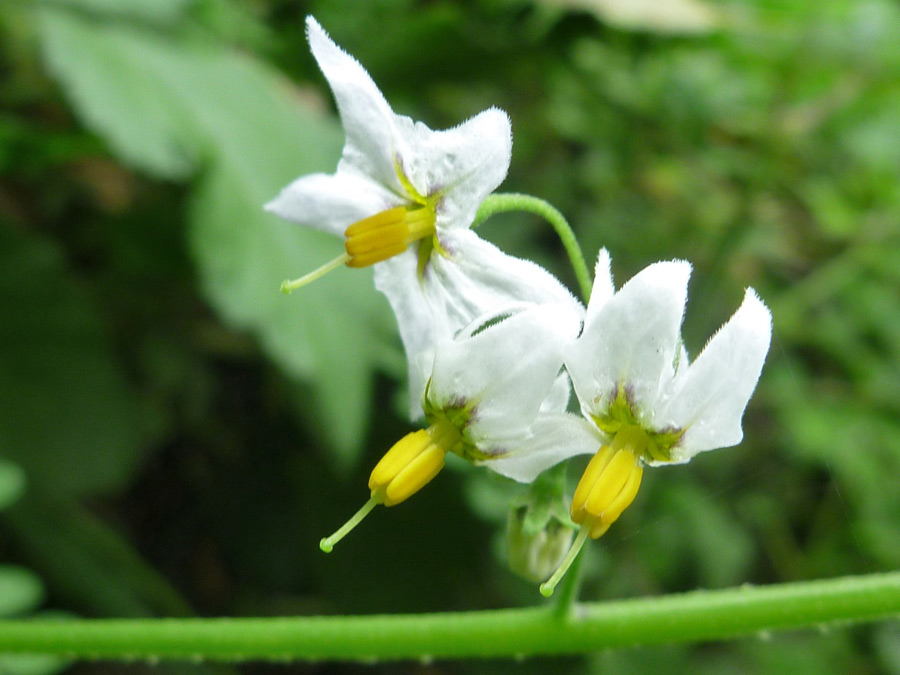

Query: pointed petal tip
left=737, top=287, right=774, bottom=345
left=305, top=15, right=326, bottom=46
left=594, top=248, right=612, bottom=281
left=304, top=15, right=357, bottom=73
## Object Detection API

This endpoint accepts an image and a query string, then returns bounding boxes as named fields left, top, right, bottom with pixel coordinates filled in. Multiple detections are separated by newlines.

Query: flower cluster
left=268, top=17, right=772, bottom=595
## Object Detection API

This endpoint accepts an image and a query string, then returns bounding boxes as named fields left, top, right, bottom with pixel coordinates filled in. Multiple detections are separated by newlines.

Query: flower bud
left=507, top=506, right=574, bottom=582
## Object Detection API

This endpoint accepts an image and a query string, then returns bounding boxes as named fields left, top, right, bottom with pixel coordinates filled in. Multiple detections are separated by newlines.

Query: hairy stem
left=1, top=571, right=899, bottom=662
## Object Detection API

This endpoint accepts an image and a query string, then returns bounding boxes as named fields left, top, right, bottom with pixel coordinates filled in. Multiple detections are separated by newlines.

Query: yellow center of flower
left=319, top=421, right=461, bottom=553
left=343, top=205, right=437, bottom=269
left=281, top=163, right=440, bottom=294
left=539, top=426, right=648, bottom=597
left=569, top=427, right=645, bottom=539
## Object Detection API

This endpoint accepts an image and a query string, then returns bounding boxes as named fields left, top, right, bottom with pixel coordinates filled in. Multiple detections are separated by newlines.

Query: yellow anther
left=369, top=429, right=432, bottom=492
left=580, top=449, right=639, bottom=526
left=571, top=446, right=643, bottom=539
left=281, top=204, right=437, bottom=294
left=569, top=445, right=615, bottom=516
left=383, top=444, right=445, bottom=506
left=592, top=459, right=643, bottom=536
left=369, top=429, right=446, bottom=506
left=319, top=426, right=450, bottom=553
left=540, top=428, right=648, bottom=597
left=344, top=205, right=436, bottom=268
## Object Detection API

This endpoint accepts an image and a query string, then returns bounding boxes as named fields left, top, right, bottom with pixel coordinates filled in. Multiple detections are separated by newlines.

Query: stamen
left=319, top=495, right=378, bottom=553
left=592, top=461, right=643, bottom=537
left=570, top=445, right=615, bottom=514
left=281, top=252, right=351, bottom=294
left=583, top=449, right=636, bottom=518
left=369, top=429, right=432, bottom=491
left=539, top=524, right=590, bottom=597
left=319, top=428, right=450, bottom=553
left=344, top=206, right=436, bottom=268
left=370, top=429, right=446, bottom=507
left=384, top=444, right=445, bottom=506
left=281, top=204, right=438, bottom=295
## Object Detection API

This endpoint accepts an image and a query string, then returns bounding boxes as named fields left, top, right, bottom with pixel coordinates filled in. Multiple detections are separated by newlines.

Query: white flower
left=540, top=249, right=772, bottom=596
left=567, top=249, right=772, bottom=466
left=319, top=303, right=593, bottom=552
left=268, top=17, right=581, bottom=406
left=267, top=18, right=511, bottom=253
left=384, top=229, right=584, bottom=415
left=421, top=303, right=595, bottom=482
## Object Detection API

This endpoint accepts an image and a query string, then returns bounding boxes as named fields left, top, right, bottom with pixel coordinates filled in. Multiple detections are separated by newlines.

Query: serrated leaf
left=0, top=226, right=147, bottom=498
left=37, top=7, right=399, bottom=464
left=38, top=10, right=196, bottom=178
left=0, top=459, right=26, bottom=511
left=0, top=566, right=44, bottom=617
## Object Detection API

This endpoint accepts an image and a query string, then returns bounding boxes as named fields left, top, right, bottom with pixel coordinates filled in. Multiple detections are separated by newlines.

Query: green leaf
left=0, top=225, right=146, bottom=498
left=0, top=460, right=26, bottom=512
left=37, top=7, right=399, bottom=464
left=5, top=495, right=194, bottom=618
left=36, top=0, right=192, bottom=25
left=0, top=566, right=44, bottom=618
left=37, top=8, right=196, bottom=179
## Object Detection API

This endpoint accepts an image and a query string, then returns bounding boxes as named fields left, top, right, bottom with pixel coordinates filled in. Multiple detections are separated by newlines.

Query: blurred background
left=2, top=0, right=900, bottom=673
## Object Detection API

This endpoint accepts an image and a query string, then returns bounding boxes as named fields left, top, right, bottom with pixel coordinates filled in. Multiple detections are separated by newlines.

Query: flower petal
left=373, top=251, right=445, bottom=416
left=374, top=231, right=584, bottom=415
left=427, top=304, right=577, bottom=442
left=306, top=17, right=405, bottom=196
left=484, top=414, right=598, bottom=483
left=567, top=259, right=691, bottom=424
left=583, top=248, right=615, bottom=329
left=424, top=230, right=584, bottom=334
left=540, top=371, right=573, bottom=414
left=656, top=288, right=772, bottom=463
left=264, top=172, right=398, bottom=236
left=398, top=108, right=512, bottom=230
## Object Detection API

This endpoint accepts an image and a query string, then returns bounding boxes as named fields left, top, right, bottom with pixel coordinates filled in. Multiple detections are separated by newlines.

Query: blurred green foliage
left=2, top=0, right=900, bottom=673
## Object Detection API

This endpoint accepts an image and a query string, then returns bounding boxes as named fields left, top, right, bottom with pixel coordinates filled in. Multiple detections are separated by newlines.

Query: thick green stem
left=1, top=571, right=899, bottom=662
left=474, top=193, right=593, bottom=302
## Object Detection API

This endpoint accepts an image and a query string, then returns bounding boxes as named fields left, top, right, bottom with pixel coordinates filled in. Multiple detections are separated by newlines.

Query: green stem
left=1, top=571, right=900, bottom=662
left=474, top=193, right=593, bottom=302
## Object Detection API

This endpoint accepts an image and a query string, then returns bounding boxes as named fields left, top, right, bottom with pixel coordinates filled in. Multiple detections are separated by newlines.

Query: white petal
left=397, top=108, right=512, bottom=230
left=567, top=260, right=691, bottom=423
left=583, top=248, right=615, bottom=328
left=306, top=17, right=405, bottom=196
left=484, top=414, right=599, bottom=483
left=374, top=233, right=583, bottom=419
left=657, top=288, right=772, bottom=462
left=540, top=371, right=573, bottom=414
left=424, top=230, right=584, bottom=335
left=428, top=305, right=575, bottom=441
left=373, top=252, right=451, bottom=417
left=264, top=172, right=398, bottom=236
